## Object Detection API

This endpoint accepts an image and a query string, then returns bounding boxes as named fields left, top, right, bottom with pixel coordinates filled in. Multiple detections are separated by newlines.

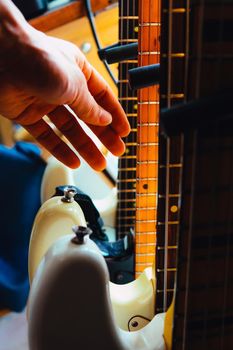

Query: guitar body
left=40, top=157, right=135, bottom=284
left=40, top=156, right=117, bottom=233
left=28, top=195, right=154, bottom=330
left=28, top=233, right=165, bottom=350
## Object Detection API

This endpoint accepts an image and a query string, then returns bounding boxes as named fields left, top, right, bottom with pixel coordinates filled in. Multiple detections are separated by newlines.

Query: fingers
left=88, top=124, right=126, bottom=157
left=75, top=60, right=131, bottom=137
left=24, top=118, right=81, bottom=169
left=48, top=105, right=107, bottom=171
left=69, top=75, right=113, bottom=127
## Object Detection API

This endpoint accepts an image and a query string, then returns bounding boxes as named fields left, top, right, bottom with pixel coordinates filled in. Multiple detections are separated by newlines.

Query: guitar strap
left=53, top=185, right=134, bottom=260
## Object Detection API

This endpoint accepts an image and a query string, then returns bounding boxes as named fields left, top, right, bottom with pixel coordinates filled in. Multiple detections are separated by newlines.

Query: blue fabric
left=0, top=142, right=46, bottom=311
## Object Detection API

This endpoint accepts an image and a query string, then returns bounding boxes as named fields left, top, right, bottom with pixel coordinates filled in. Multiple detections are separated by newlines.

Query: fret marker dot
left=125, top=148, right=130, bottom=154
left=170, top=205, right=178, bottom=213
left=143, top=184, right=148, bottom=189
left=134, top=26, right=139, bottom=33
left=133, top=104, right=138, bottom=110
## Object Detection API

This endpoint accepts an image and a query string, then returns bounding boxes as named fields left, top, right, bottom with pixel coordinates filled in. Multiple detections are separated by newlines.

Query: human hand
left=0, top=0, right=130, bottom=169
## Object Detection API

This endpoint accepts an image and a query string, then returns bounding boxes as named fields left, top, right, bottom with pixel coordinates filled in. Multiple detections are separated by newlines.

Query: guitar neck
left=155, top=0, right=188, bottom=312
left=116, top=0, right=139, bottom=239
left=135, top=0, right=160, bottom=277
left=159, top=0, right=233, bottom=348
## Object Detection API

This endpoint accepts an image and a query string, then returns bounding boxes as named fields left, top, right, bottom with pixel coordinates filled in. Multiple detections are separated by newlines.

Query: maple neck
left=116, top=0, right=138, bottom=239
left=135, top=0, right=160, bottom=277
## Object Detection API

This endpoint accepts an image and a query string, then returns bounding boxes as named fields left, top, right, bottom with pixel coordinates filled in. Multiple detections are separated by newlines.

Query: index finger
left=82, top=61, right=130, bottom=137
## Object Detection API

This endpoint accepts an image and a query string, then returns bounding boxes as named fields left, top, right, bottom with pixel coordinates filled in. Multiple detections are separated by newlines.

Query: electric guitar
left=27, top=1, right=167, bottom=348
left=39, top=0, right=139, bottom=284
left=156, top=1, right=233, bottom=349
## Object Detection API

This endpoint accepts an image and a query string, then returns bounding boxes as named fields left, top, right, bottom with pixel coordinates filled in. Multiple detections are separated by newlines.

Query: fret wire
left=137, top=207, right=157, bottom=210
left=162, top=53, right=185, bottom=58
left=163, top=8, right=186, bottom=13
left=136, top=193, right=158, bottom=197
left=137, top=160, right=158, bottom=164
left=118, top=167, right=137, bottom=171
left=117, top=179, right=136, bottom=182
left=136, top=177, right=158, bottom=180
left=138, top=122, right=159, bottom=126
left=157, top=289, right=175, bottom=293
left=136, top=219, right=156, bottom=223
left=161, top=93, right=185, bottom=99
left=138, top=101, right=159, bottom=104
left=119, top=16, right=138, bottom=19
left=135, top=231, right=156, bottom=235
left=118, top=97, right=138, bottom=101
left=139, top=142, right=159, bottom=146
left=159, top=163, right=182, bottom=168
left=139, top=22, right=160, bottom=26
left=157, top=268, right=177, bottom=272
left=119, top=39, right=138, bottom=42
left=138, top=51, right=160, bottom=55
left=136, top=253, right=155, bottom=256
left=157, top=246, right=178, bottom=250
left=158, top=194, right=180, bottom=198
left=136, top=242, right=156, bottom=246
left=120, top=155, right=137, bottom=159
left=121, top=60, right=138, bottom=63
left=158, top=221, right=179, bottom=225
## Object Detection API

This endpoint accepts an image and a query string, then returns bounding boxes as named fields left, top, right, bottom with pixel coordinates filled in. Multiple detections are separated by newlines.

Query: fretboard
left=116, top=0, right=139, bottom=239
left=159, top=1, right=233, bottom=348
left=135, top=0, right=160, bottom=277
left=156, top=0, right=188, bottom=312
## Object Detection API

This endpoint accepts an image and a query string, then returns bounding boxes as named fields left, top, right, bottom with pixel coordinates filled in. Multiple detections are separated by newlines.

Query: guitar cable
left=83, top=0, right=118, bottom=87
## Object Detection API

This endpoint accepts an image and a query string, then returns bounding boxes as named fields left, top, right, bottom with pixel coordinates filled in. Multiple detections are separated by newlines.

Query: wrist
left=0, top=0, right=32, bottom=48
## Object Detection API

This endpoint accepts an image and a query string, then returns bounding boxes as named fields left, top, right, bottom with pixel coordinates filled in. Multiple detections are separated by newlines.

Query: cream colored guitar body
left=41, top=156, right=117, bottom=236
left=28, top=194, right=166, bottom=349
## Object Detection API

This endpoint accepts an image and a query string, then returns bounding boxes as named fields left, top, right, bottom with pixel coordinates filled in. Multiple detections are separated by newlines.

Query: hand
left=0, top=1, right=130, bottom=169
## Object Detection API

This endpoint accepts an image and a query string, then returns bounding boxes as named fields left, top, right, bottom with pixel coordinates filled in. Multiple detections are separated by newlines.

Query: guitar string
left=163, top=0, right=173, bottom=312
left=138, top=0, right=142, bottom=273
left=117, top=0, right=122, bottom=239
left=156, top=0, right=160, bottom=303
left=219, top=1, right=230, bottom=347
left=196, top=1, right=210, bottom=347
left=181, top=1, right=191, bottom=347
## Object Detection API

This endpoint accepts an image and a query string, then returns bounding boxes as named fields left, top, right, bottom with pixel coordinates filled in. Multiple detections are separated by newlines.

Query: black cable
left=83, top=0, right=118, bottom=86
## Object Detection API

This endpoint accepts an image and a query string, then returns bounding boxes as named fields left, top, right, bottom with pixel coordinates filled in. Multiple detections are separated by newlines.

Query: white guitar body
left=41, top=156, right=117, bottom=237
left=28, top=195, right=165, bottom=349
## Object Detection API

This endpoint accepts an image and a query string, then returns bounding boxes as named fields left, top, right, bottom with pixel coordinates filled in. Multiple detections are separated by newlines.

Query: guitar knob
left=61, top=186, right=77, bottom=203
left=72, top=225, right=92, bottom=245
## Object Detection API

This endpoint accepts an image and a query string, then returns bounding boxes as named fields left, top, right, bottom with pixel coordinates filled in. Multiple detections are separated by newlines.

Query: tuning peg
left=98, top=42, right=138, bottom=64
left=128, top=64, right=160, bottom=90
